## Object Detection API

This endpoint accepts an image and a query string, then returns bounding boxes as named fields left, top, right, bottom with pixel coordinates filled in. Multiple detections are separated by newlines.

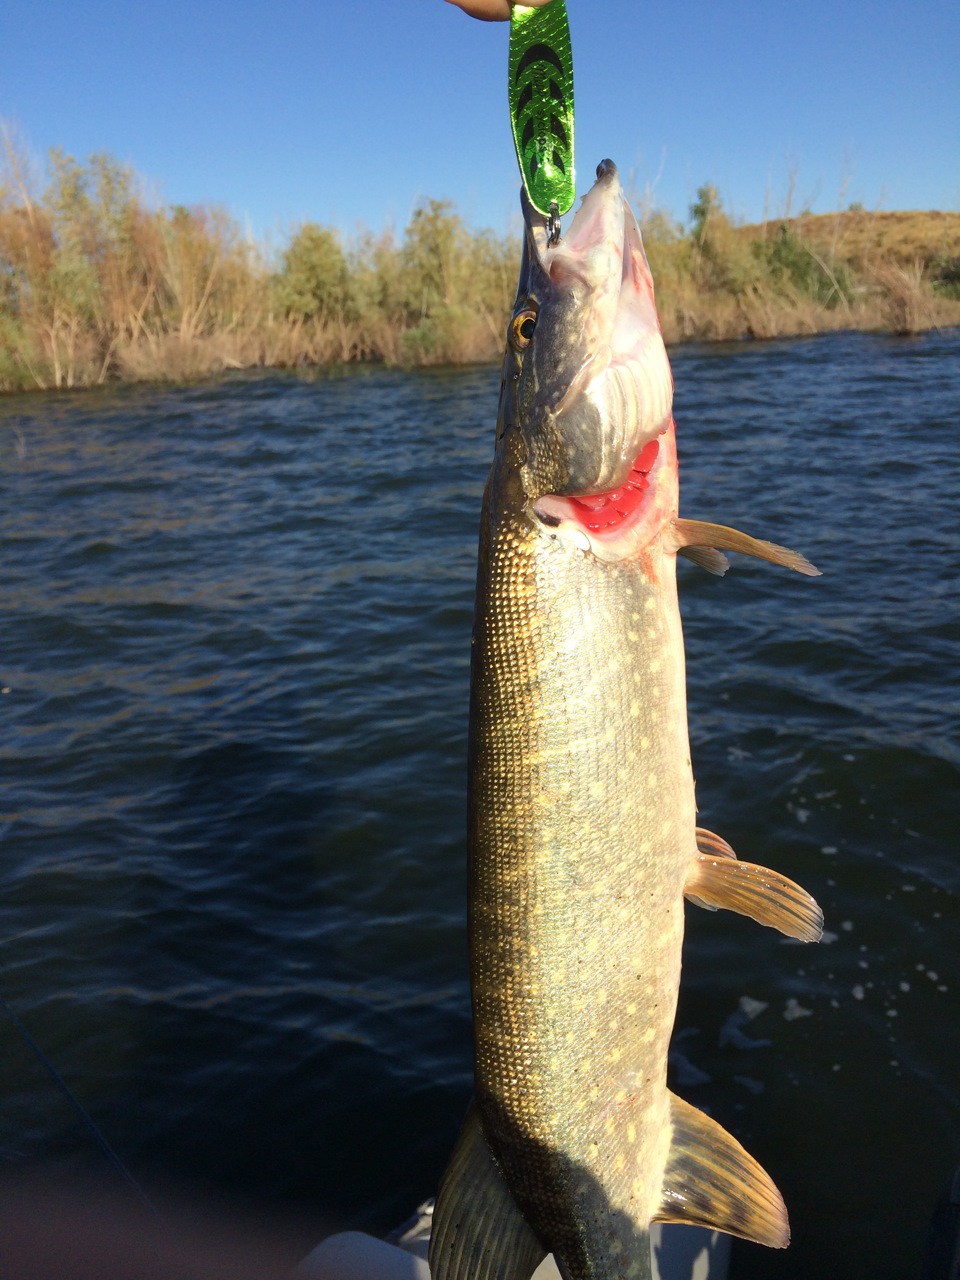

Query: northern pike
left=429, top=160, right=823, bottom=1280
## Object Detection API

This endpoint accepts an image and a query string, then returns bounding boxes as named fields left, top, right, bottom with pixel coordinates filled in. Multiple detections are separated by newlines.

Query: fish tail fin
left=430, top=1101, right=546, bottom=1280
left=656, top=1092, right=789, bottom=1248
left=669, top=517, right=821, bottom=577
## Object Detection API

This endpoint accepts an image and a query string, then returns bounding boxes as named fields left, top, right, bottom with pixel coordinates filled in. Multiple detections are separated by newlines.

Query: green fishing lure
left=508, top=1, right=575, bottom=223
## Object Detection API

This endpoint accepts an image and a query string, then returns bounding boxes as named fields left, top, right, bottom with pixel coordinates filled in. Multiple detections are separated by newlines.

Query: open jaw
left=530, top=422, right=678, bottom=562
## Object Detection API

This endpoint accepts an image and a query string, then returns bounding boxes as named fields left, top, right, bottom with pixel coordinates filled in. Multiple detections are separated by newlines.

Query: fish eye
left=510, top=309, right=537, bottom=349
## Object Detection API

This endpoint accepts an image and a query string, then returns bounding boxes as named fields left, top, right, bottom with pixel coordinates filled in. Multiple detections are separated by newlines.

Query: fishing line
left=0, top=990, right=160, bottom=1218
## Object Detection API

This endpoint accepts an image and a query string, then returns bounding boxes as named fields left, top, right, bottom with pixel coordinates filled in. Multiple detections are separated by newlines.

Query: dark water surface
left=1, top=330, right=958, bottom=1277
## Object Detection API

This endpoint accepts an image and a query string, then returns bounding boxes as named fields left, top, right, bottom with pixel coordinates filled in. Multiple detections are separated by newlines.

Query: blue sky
left=3, top=0, right=958, bottom=252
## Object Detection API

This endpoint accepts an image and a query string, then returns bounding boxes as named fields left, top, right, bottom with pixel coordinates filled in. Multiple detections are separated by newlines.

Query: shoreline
left=3, top=316, right=959, bottom=400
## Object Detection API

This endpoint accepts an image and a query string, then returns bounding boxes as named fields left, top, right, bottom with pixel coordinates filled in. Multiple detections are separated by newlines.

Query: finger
left=444, top=0, right=553, bottom=21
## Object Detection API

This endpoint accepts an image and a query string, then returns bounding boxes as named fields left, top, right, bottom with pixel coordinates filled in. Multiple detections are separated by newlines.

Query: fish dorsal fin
left=655, top=1092, right=789, bottom=1248
left=669, top=518, right=821, bottom=577
left=685, top=852, right=824, bottom=943
left=430, top=1102, right=546, bottom=1280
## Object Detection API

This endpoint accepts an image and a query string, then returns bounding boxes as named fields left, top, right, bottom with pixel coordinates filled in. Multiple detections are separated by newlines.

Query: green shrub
left=931, top=255, right=960, bottom=299
left=764, top=224, right=852, bottom=308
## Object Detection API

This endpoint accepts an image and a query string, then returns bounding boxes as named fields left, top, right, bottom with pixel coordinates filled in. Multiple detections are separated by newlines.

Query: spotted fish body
left=430, top=162, right=822, bottom=1280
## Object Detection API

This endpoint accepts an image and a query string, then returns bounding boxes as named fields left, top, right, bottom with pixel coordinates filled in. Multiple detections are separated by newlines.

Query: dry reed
left=2, top=132, right=959, bottom=394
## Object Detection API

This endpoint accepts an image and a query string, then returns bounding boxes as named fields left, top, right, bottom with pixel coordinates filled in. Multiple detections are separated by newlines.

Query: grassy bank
left=2, top=131, right=959, bottom=393
left=648, top=194, right=960, bottom=341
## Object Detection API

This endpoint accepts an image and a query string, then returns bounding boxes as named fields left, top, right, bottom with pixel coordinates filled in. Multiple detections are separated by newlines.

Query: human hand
left=444, top=0, right=553, bottom=20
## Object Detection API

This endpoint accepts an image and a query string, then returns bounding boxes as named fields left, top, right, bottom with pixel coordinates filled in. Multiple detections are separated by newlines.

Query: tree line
left=2, top=130, right=958, bottom=393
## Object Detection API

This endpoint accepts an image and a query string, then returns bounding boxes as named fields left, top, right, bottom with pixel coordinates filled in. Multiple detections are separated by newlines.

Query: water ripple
left=1, top=338, right=958, bottom=1273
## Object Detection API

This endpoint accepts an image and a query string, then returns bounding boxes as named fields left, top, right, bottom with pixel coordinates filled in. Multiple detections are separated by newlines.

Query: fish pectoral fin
left=430, top=1101, right=546, bottom=1280
left=656, top=1092, right=789, bottom=1248
left=677, top=544, right=730, bottom=575
left=668, top=518, right=821, bottom=577
left=684, top=853, right=824, bottom=943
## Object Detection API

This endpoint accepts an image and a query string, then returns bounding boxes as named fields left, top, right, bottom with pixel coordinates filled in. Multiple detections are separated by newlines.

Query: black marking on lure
left=514, top=42, right=565, bottom=82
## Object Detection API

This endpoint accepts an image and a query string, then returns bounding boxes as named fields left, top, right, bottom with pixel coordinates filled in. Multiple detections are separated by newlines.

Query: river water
left=1, top=329, right=958, bottom=1278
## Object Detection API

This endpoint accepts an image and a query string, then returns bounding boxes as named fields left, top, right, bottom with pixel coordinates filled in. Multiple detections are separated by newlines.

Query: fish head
left=502, top=160, right=677, bottom=558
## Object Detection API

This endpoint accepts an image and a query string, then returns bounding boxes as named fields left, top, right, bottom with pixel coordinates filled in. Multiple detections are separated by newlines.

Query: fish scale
left=470, top=434, right=694, bottom=1274
left=430, top=161, right=823, bottom=1280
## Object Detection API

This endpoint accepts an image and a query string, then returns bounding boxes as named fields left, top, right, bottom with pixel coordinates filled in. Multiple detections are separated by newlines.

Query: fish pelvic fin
left=668, top=517, right=821, bottom=577
left=656, top=1092, right=789, bottom=1248
left=685, top=846, right=824, bottom=943
left=430, top=1101, right=546, bottom=1280
left=695, top=826, right=738, bottom=860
